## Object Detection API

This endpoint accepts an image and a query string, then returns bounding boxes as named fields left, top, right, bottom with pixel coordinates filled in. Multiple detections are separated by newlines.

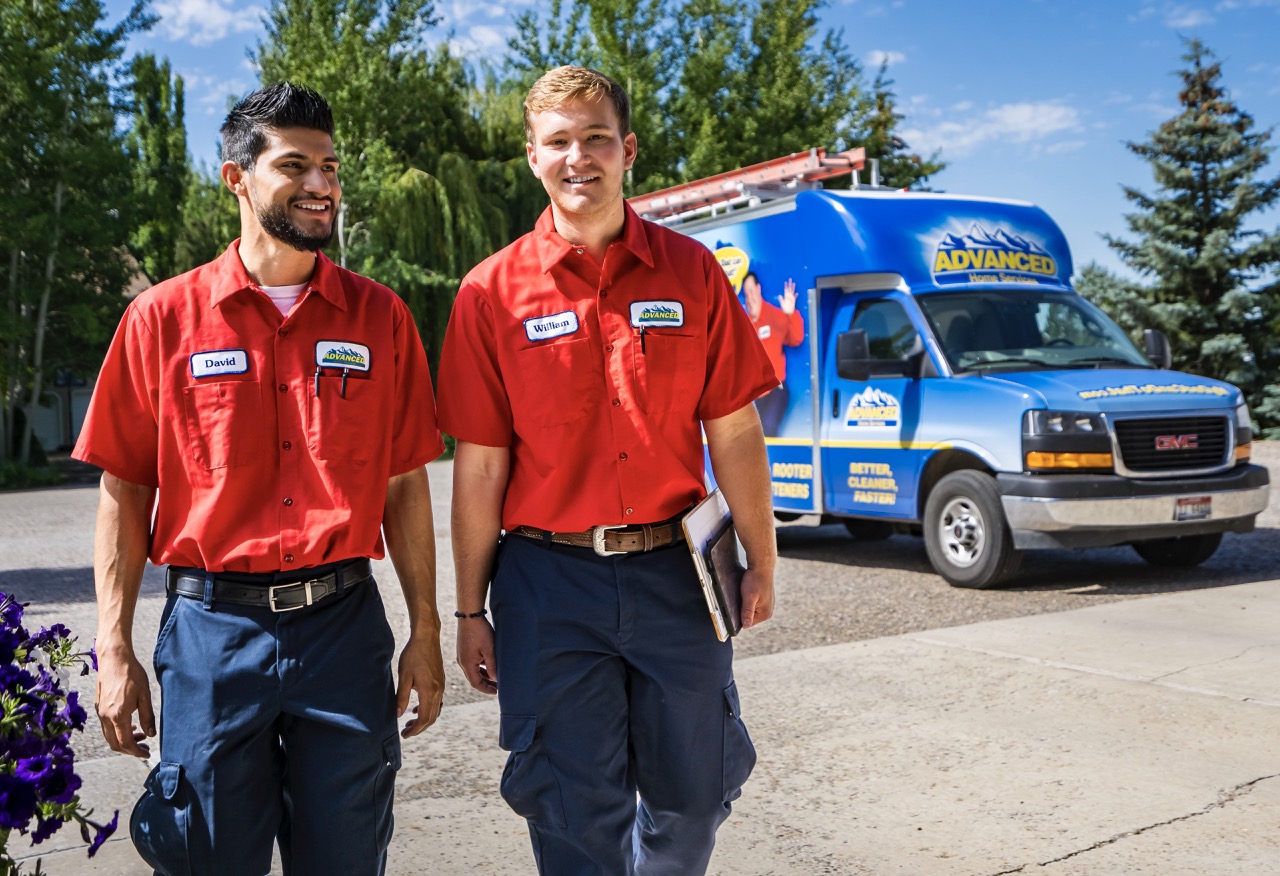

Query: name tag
left=190, top=349, right=248, bottom=378
left=757, top=325, right=772, bottom=340
left=524, top=310, right=580, bottom=342
left=630, top=300, right=684, bottom=328
left=316, top=340, right=371, bottom=372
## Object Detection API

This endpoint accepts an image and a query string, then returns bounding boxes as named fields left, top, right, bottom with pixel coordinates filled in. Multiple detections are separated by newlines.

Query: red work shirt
left=73, top=241, right=444, bottom=573
left=751, top=301, right=804, bottom=381
left=437, top=204, right=776, bottom=532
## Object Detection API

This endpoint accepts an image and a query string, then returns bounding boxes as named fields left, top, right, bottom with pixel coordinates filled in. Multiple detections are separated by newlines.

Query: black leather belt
left=165, top=558, right=372, bottom=612
left=511, top=520, right=686, bottom=556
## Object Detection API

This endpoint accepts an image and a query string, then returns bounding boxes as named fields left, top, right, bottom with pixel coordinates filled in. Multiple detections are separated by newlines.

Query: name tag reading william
left=190, top=349, right=248, bottom=378
left=524, top=310, right=580, bottom=342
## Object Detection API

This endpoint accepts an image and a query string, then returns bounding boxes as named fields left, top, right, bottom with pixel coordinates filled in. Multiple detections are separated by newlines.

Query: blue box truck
left=632, top=150, right=1271, bottom=588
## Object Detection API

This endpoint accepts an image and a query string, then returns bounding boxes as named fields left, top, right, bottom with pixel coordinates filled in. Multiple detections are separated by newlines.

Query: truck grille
left=1113, top=415, right=1230, bottom=473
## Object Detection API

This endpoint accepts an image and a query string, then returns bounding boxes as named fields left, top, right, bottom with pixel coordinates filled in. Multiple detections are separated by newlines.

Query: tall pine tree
left=1103, top=39, right=1280, bottom=433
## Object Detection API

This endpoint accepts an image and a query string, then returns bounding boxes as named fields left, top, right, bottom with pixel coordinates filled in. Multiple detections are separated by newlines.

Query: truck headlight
left=1236, top=404, right=1253, bottom=464
left=1023, top=410, right=1113, bottom=471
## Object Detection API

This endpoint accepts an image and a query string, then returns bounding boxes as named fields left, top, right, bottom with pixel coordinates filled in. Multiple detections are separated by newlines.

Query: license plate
left=1175, top=496, right=1212, bottom=521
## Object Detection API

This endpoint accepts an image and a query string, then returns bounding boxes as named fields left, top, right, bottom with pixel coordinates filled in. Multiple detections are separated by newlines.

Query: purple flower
left=59, top=690, right=88, bottom=730
left=86, top=811, right=119, bottom=857
left=0, top=771, right=38, bottom=829
left=0, top=593, right=25, bottom=628
left=14, top=754, right=54, bottom=783
left=37, top=757, right=82, bottom=805
left=31, top=811, right=62, bottom=844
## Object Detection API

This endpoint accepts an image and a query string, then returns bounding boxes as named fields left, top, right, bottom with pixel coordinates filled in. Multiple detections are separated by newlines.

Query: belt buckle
left=591, top=524, right=628, bottom=557
left=268, top=578, right=321, bottom=612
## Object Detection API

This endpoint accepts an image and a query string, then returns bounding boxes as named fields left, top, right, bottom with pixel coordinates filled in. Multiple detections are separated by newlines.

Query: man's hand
left=739, top=567, right=775, bottom=630
left=456, top=617, right=498, bottom=695
left=778, top=278, right=798, bottom=314
left=396, top=632, right=446, bottom=738
left=96, top=646, right=155, bottom=758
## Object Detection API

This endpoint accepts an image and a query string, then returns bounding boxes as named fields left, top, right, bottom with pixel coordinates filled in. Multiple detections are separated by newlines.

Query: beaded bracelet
left=453, top=609, right=488, bottom=619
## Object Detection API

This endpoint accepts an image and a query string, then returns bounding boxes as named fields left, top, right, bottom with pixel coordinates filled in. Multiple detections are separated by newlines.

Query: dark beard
left=257, top=200, right=335, bottom=252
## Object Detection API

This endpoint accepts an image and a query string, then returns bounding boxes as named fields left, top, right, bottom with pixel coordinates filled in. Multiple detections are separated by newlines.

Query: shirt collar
left=533, top=202, right=656, bottom=273
left=209, top=240, right=348, bottom=311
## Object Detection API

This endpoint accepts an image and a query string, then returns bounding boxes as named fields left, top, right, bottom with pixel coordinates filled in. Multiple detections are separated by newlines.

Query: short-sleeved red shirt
left=73, top=241, right=444, bottom=573
left=752, top=301, right=804, bottom=381
left=437, top=204, right=776, bottom=532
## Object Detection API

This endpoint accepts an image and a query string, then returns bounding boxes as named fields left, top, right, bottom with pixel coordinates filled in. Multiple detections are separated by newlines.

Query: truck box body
left=674, top=188, right=1270, bottom=586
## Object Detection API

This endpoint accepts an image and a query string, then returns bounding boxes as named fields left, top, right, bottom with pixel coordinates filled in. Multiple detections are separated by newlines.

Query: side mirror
left=1143, top=329, right=1172, bottom=370
left=837, top=328, right=871, bottom=381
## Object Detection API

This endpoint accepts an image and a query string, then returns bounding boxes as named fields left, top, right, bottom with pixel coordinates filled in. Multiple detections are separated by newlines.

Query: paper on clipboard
left=681, top=489, right=745, bottom=641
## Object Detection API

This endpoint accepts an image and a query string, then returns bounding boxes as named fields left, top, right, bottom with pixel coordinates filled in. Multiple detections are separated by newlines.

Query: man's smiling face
left=526, top=96, right=636, bottom=225
left=244, top=126, right=341, bottom=253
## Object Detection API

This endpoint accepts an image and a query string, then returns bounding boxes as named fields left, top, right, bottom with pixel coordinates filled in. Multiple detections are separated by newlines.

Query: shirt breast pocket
left=307, top=375, right=382, bottom=463
left=182, top=381, right=264, bottom=471
left=634, top=331, right=701, bottom=414
left=512, top=337, right=594, bottom=429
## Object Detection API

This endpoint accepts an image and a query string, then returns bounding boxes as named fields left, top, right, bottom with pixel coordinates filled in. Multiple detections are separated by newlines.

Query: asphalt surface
left=0, top=443, right=1275, bottom=872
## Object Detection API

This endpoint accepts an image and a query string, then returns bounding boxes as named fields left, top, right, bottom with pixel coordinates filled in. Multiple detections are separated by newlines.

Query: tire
left=1132, top=533, right=1222, bottom=567
left=923, top=470, right=1022, bottom=589
left=843, top=519, right=894, bottom=541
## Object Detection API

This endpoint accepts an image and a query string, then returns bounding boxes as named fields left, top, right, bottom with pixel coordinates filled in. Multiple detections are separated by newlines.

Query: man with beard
left=73, top=83, right=446, bottom=875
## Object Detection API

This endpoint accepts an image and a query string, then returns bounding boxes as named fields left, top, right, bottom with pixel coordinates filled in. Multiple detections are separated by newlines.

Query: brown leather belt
left=511, top=521, right=685, bottom=556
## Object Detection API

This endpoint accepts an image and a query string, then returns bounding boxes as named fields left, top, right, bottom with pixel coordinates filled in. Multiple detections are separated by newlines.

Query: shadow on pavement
left=0, top=564, right=167, bottom=604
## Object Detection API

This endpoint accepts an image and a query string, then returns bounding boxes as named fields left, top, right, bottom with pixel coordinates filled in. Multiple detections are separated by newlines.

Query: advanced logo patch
left=845, top=387, right=900, bottom=428
left=630, top=300, right=685, bottom=328
left=315, top=340, right=371, bottom=372
left=932, top=222, right=1058, bottom=286
left=190, top=349, right=248, bottom=378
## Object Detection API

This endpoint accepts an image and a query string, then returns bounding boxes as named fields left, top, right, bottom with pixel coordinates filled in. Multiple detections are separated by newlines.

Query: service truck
left=630, top=149, right=1271, bottom=588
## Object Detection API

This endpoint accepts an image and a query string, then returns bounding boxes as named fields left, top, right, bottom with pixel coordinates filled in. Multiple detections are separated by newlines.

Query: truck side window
left=851, top=299, right=916, bottom=359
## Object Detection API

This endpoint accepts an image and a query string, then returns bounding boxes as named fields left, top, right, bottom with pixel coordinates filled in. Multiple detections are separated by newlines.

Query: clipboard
left=681, top=489, right=745, bottom=641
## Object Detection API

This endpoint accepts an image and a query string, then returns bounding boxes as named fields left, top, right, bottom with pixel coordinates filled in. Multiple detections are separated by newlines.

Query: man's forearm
left=94, top=473, right=156, bottom=654
left=704, top=405, right=777, bottom=574
left=383, top=467, right=440, bottom=636
left=451, top=441, right=510, bottom=613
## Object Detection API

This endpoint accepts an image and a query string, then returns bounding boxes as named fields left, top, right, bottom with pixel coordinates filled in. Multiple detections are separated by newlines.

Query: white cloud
left=154, top=0, right=265, bottom=46
left=900, top=100, right=1083, bottom=158
left=866, top=50, right=906, bottom=67
left=1165, top=5, right=1216, bottom=26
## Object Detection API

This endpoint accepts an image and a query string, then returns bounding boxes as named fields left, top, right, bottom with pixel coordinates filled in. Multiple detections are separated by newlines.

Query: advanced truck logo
left=932, top=222, right=1058, bottom=286
left=845, top=387, right=900, bottom=428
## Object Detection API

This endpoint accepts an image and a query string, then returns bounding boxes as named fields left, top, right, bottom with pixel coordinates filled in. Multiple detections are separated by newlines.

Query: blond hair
left=523, top=65, right=631, bottom=142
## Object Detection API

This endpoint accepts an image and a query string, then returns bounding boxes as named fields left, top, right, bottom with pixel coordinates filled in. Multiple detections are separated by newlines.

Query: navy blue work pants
left=130, top=578, right=401, bottom=876
left=491, top=534, right=756, bottom=876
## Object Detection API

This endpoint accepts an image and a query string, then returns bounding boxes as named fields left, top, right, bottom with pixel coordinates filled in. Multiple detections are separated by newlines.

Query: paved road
left=0, top=443, right=1275, bottom=871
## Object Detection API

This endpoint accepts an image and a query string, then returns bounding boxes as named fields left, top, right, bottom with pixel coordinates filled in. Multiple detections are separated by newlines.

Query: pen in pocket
left=639, top=325, right=647, bottom=355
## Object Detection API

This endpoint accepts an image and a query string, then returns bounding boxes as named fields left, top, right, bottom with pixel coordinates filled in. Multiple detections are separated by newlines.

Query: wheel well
left=917, top=450, right=993, bottom=520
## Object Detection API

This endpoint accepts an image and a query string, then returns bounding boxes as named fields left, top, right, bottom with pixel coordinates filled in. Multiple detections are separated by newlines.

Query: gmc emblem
left=1155, top=434, right=1198, bottom=450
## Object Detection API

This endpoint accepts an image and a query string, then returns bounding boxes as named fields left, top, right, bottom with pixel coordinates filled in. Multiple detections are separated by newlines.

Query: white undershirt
left=260, top=283, right=308, bottom=316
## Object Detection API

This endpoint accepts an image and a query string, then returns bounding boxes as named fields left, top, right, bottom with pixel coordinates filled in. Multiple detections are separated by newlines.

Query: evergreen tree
left=862, top=61, right=945, bottom=190
left=1103, top=39, right=1280, bottom=433
left=125, top=53, right=189, bottom=284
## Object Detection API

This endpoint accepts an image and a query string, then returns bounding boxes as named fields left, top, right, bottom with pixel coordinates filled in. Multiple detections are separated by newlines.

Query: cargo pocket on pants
left=374, top=734, right=402, bottom=853
left=130, top=761, right=193, bottom=875
left=722, top=681, right=757, bottom=804
left=498, top=715, right=567, bottom=828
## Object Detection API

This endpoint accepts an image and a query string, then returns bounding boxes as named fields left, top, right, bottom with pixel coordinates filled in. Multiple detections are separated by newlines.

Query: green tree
left=0, top=0, right=153, bottom=465
left=174, top=167, right=240, bottom=274
left=1102, top=39, right=1280, bottom=434
left=862, top=61, right=945, bottom=190
left=125, top=52, right=189, bottom=284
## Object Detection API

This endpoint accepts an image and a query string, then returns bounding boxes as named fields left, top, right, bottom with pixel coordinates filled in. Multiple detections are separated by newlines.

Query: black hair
left=220, top=82, right=335, bottom=170
left=743, top=271, right=760, bottom=287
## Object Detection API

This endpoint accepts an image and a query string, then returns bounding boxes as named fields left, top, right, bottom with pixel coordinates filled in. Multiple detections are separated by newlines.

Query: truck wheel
left=843, top=520, right=893, bottom=541
left=924, top=471, right=1022, bottom=589
left=1132, top=533, right=1222, bottom=567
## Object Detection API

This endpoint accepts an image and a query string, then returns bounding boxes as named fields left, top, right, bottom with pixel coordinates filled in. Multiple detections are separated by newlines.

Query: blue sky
left=103, top=0, right=1280, bottom=279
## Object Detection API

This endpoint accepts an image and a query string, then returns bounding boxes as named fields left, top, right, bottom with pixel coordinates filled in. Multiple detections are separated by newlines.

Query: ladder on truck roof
left=628, top=147, right=866, bottom=226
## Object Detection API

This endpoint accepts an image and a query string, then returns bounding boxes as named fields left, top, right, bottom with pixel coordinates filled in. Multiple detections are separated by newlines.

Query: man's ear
left=526, top=142, right=541, bottom=179
left=622, top=131, right=638, bottom=172
left=221, top=160, right=248, bottom=197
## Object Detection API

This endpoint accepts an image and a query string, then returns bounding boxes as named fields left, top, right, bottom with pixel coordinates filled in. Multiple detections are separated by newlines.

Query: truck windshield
left=918, top=289, right=1152, bottom=373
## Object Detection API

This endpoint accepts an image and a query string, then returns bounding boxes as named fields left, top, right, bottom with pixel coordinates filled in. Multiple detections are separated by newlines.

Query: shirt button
left=575, top=248, right=584, bottom=255
left=282, top=441, right=292, bottom=450
left=283, top=497, right=293, bottom=506
left=605, top=345, right=614, bottom=353
left=612, top=398, right=621, bottom=407
left=619, top=452, right=628, bottom=461
left=600, top=291, right=608, bottom=299
left=283, top=553, right=294, bottom=564
left=625, top=507, right=634, bottom=515
left=278, top=328, right=288, bottom=337
left=279, top=384, right=288, bottom=393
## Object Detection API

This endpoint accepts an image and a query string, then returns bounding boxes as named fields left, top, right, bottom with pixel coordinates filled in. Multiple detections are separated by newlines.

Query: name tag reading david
left=524, top=310, right=580, bottom=342
left=190, top=349, right=248, bottom=378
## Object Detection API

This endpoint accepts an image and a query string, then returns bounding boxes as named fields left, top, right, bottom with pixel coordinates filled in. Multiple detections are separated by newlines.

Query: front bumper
left=999, top=464, right=1271, bottom=549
